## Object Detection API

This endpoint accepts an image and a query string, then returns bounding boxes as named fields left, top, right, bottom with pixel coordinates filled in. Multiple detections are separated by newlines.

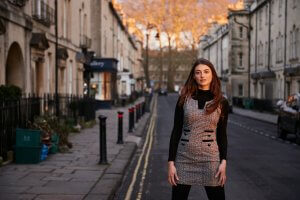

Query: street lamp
left=155, top=31, right=163, bottom=89
left=145, top=23, right=156, bottom=89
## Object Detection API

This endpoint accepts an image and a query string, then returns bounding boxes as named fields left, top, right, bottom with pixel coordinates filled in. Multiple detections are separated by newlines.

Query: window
left=270, top=40, right=274, bottom=67
left=258, top=42, right=264, bottom=65
left=278, top=0, right=283, bottom=17
left=260, top=82, right=264, bottom=98
left=276, top=36, right=279, bottom=61
left=295, top=28, right=300, bottom=58
left=47, top=53, right=51, bottom=93
left=239, top=26, right=243, bottom=38
left=121, top=81, right=126, bottom=95
left=258, top=10, right=262, bottom=30
left=84, top=14, right=87, bottom=36
left=79, top=9, right=82, bottom=37
left=68, top=60, right=73, bottom=94
left=265, top=41, right=268, bottom=67
left=121, top=43, right=123, bottom=56
left=261, top=43, right=264, bottom=65
left=239, top=52, right=243, bottom=67
left=290, top=26, right=299, bottom=60
left=99, top=72, right=112, bottom=100
left=265, top=5, right=269, bottom=25
left=286, top=82, right=291, bottom=97
left=270, top=0, right=274, bottom=25
left=238, top=84, right=243, bottom=96
left=276, top=33, right=283, bottom=62
left=290, top=30, right=293, bottom=59
left=104, top=31, right=107, bottom=55
left=254, top=82, right=257, bottom=98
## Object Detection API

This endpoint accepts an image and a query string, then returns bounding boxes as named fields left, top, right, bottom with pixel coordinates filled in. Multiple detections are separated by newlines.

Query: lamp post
left=145, top=31, right=150, bottom=88
left=155, top=31, right=163, bottom=89
left=144, top=23, right=156, bottom=89
left=83, top=50, right=95, bottom=97
left=55, top=0, right=59, bottom=116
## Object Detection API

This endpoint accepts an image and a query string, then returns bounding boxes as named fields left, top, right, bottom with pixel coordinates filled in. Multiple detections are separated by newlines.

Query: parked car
left=277, top=93, right=300, bottom=144
left=222, top=93, right=233, bottom=113
left=158, top=88, right=168, bottom=96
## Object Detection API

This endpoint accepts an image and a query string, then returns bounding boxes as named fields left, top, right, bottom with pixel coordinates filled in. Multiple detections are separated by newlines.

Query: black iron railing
left=0, top=94, right=96, bottom=162
left=8, top=0, right=27, bottom=7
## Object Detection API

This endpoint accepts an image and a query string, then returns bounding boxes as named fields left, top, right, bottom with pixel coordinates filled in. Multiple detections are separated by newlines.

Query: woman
left=168, top=58, right=229, bottom=200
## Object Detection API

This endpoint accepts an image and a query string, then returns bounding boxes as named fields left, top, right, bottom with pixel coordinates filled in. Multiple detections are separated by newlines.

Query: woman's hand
left=168, top=161, right=179, bottom=186
left=215, top=160, right=227, bottom=187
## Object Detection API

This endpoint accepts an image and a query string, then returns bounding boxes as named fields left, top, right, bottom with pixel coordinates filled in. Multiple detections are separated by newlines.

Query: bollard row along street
left=0, top=96, right=153, bottom=200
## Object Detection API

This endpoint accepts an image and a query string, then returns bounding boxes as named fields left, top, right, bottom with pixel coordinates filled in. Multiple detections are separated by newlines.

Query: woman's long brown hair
left=178, top=58, right=223, bottom=115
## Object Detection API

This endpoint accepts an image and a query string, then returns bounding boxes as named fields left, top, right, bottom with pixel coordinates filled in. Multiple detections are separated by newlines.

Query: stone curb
left=84, top=95, right=155, bottom=200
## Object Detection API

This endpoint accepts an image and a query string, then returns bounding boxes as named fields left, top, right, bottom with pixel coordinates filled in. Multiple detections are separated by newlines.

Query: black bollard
left=128, top=108, right=133, bottom=133
left=137, top=104, right=140, bottom=120
left=98, top=115, right=108, bottom=164
left=139, top=103, right=142, bottom=118
left=132, top=106, right=135, bottom=129
left=117, top=111, right=124, bottom=144
left=135, top=104, right=139, bottom=122
left=139, top=103, right=142, bottom=117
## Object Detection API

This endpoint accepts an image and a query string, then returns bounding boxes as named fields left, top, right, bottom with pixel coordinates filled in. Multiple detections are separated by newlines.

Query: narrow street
left=114, top=93, right=300, bottom=200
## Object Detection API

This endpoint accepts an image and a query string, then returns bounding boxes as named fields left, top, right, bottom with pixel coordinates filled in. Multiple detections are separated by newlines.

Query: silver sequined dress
left=175, top=97, right=222, bottom=186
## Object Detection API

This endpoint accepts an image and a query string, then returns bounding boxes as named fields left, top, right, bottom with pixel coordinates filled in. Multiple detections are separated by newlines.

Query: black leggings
left=172, top=184, right=225, bottom=200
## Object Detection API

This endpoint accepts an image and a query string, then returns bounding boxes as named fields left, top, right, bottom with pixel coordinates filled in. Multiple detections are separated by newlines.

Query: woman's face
left=194, top=64, right=213, bottom=89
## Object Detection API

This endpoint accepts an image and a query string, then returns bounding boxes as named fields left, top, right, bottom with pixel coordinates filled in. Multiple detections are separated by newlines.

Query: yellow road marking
left=125, top=96, right=157, bottom=200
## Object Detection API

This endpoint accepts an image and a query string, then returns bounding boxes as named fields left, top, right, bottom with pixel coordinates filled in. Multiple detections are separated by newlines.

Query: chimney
left=244, top=0, right=254, bottom=9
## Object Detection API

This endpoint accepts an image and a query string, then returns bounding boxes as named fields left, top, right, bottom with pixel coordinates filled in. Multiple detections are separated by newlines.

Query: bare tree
left=117, top=0, right=241, bottom=90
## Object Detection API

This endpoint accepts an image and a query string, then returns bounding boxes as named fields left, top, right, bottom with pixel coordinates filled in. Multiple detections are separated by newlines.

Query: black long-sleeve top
left=168, top=89, right=229, bottom=162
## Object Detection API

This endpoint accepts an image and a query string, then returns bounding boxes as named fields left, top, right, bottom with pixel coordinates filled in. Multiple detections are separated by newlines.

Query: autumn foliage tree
left=117, top=0, right=242, bottom=91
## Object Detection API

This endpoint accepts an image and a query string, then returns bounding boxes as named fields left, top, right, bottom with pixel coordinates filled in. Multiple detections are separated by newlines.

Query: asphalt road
left=114, top=93, right=300, bottom=200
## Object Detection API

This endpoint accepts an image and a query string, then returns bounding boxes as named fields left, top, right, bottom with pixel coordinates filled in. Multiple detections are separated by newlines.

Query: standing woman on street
left=168, top=58, right=229, bottom=200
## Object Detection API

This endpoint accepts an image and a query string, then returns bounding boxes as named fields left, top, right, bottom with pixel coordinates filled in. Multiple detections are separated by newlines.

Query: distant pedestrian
left=167, top=58, right=229, bottom=200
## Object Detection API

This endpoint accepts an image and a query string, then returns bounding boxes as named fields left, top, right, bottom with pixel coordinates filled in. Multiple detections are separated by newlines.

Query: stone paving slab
left=84, top=194, right=110, bottom=200
left=233, top=106, right=278, bottom=124
left=0, top=194, right=37, bottom=200
left=34, top=194, right=84, bottom=200
left=26, top=181, right=95, bottom=194
left=0, top=96, right=152, bottom=200
left=90, top=178, right=120, bottom=195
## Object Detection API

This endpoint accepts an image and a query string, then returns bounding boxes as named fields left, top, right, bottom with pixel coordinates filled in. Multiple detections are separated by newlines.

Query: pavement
left=233, top=106, right=278, bottom=124
left=0, top=95, right=154, bottom=200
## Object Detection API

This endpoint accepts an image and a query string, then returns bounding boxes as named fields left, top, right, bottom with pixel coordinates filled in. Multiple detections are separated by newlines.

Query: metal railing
left=0, top=94, right=96, bottom=162
left=32, top=0, right=54, bottom=27
left=7, top=0, right=27, bottom=7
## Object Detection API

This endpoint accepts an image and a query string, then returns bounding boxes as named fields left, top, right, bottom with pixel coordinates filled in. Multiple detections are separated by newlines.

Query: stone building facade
left=199, top=0, right=300, bottom=104
left=250, top=0, right=300, bottom=101
left=199, top=9, right=250, bottom=100
left=90, top=0, right=143, bottom=104
left=0, top=0, right=91, bottom=96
